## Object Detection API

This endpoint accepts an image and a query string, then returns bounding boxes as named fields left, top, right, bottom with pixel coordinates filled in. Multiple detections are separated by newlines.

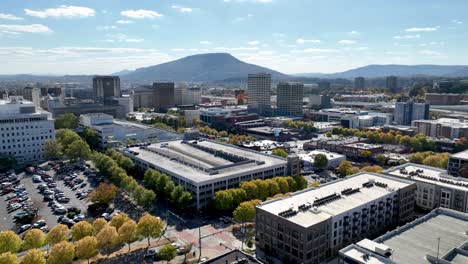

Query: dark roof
left=202, top=250, right=262, bottom=264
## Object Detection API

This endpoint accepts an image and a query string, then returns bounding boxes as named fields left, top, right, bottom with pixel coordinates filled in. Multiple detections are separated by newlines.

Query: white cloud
left=106, top=33, right=144, bottom=43
left=97, top=25, right=117, bottom=31
left=248, top=40, right=260, bottom=45
left=215, top=46, right=259, bottom=51
left=419, top=50, right=443, bottom=56
left=452, top=19, right=463, bottom=24
left=116, top=20, right=135, bottom=24
left=405, top=27, right=438, bottom=32
left=24, top=5, right=95, bottom=18
left=224, top=0, right=272, bottom=2
left=338, top=40, right=356, bottom=44
left=393, top=34, right=420, bottom=39
left=199, top=41, right=212, bottom=45
left=0, top=13, right=23, bottom=20
left=348, top=30, right=360, bottom=35
left=296, top=38, right=320, bottom=44
left=0, top=24, right=52, bottom=33
left=121, top=9, right=163, bottom=19
left=358, top=47, right=369, bottom=50
left=290, top=48, right=337, bottom=53
left=171, top=5, right=193, bottom=13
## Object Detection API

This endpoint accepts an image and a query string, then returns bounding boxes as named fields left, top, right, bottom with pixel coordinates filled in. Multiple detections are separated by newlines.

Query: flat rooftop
left=450, top=150, right=468, bottom=160
left=257, top=172, right=413, bottom=227
left=375, top=208, right=468, bottom=264
left=125, top=139, right=287, bottom=184
left=384, top=163, right=468, bottom=192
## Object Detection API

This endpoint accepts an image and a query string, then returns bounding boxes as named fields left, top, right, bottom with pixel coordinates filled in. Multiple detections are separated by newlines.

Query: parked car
left=18, top=224, right=32, bottom=233
left=33, top=220, right=46, bottom=228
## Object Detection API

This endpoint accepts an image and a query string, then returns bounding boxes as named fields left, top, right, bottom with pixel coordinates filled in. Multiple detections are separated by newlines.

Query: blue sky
left=0, top=0, right=467, bottom=75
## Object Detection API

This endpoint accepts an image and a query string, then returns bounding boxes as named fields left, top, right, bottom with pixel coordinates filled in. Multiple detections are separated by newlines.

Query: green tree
left=22, top=229, right=46, bottom=250
left=293, top=176, right=308, bottom=190
left=0, top=252, right=18, bottom=264
left=21, top=249, right=46, bottom=264
left=44, top=140, right=63, bottom=160
left=48, top=241, right=75, bottom=264
left=338, top=161, right=353, bottom=176
left=56, top=129, right=81, bottom=152
left=71, top=221, right=94, bottom=241
left=360, top=150, right=372, bottom=160
left=0, top=231, right=21, bottom=253
left=376, top=154, right=388, bottom=165
left=75, top=236, right=98, bottom=264
left=47, top=224, right=69, bottom=245
left=214, top=190, right=234, bottom=211
left=137, top=214, right=164, bottom=247
left=233, top=200, right=261, bottom=223
left=240, top=181, right=259, bottom=200
left=82, top=127, right=100, bottom=150
left=272, top=148, right=288, bottom=158
left=93, top=218, right=107, bottom=235
left=110, top=213, right=130, bottom=231
left=158, top=244, right=177, bottom=263
left=361, top=165, right=384, bottom=173
left=90, top=183, right=118, bottom=205
left=96, top=225, right=118, bottom=254
left=313, top=154, right=328, bottom=170
left=118, top=220, right=137, bottom=252
left=0, top=155, right=17, bottom=172
left=55, top=113, right=78, bottom=129
left=65, top=140, right=91, bottom=161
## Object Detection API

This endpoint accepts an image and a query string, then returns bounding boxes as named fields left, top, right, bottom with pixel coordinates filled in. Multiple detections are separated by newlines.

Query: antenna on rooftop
left=436, top=237, right=441, bottom=264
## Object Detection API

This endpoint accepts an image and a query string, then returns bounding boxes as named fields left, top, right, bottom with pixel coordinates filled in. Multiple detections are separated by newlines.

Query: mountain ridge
left=120, top=53, right=290, bottom=81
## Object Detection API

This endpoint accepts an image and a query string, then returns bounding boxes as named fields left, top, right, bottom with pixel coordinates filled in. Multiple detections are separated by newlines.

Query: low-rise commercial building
left=298, top=150, right=346, bottom=171
left=339, top=208, right=468, bottom=264
left=121, top=139, right=288, bottom=209
left=305, top=138, right=383, bottom=158
left=79, top=113, right=166, bottom=148
left=425, top=93, right=463, bottom=105
left=412, top=118, right=468, bottom=139
left=0, top=96, right=55, bottom=164
left=256, top=172, right=416, bottom=264
left=448, top=150, right=468, bottom=177
left=384, top=163, right=468, bottom=212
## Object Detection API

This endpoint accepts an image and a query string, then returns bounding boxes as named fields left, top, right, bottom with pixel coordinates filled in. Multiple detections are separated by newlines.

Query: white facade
left=298, top=149, right=346, bottom=170
left=79, top=113, right=157, bottom=148
left=0, top=96, right=55, bottom=164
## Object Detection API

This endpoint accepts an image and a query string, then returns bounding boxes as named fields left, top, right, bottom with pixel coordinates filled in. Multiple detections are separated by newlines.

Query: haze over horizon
left=1, top=0, right=467, bottom=75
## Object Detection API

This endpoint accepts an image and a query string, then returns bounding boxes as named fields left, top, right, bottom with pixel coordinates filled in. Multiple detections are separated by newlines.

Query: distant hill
left=112, top=69, right=134, bottom=76
left=299, top=65, right=468, bottom=79
left=121, top=53, right=290, bottom=81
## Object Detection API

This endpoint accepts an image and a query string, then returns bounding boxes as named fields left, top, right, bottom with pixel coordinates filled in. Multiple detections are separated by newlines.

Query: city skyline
left=0, top=0, right=467, bottom=75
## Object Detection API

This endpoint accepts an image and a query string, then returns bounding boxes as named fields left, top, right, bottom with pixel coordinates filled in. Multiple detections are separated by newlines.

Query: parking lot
left=0, top=162, right=97, bottom=234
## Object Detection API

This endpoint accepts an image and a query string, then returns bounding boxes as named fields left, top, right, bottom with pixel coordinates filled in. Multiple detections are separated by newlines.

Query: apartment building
left=256, top=172, right=415, bottom=264
left=384, top=163, right=468, bottom=212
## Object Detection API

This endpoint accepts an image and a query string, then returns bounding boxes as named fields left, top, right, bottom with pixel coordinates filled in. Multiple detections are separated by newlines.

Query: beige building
left=248, top=73, right=271, bottom=116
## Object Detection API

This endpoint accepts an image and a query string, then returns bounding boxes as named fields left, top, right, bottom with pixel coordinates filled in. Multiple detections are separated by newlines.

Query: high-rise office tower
left=248, top=73, right=271, bottom=116
left=276, top=82, right=304, bottom=116
left=152, top=82, right=175, bottom=112
left=93, top=76, right=121, bottom=102
left=394, top=100, right=429, bottom=125
left=386, top=76, right=399, bottom=92
left=354, top=77, right=365, bottom=89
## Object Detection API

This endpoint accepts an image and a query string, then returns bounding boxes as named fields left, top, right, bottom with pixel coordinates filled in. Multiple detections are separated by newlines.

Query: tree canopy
left=55, top=113, right=79, bottom=129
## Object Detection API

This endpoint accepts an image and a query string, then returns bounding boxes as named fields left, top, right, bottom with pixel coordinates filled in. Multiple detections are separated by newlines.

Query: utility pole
left=198, top=225, right=202, bottom=262
left=436, top=237, right=441, bottom=263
